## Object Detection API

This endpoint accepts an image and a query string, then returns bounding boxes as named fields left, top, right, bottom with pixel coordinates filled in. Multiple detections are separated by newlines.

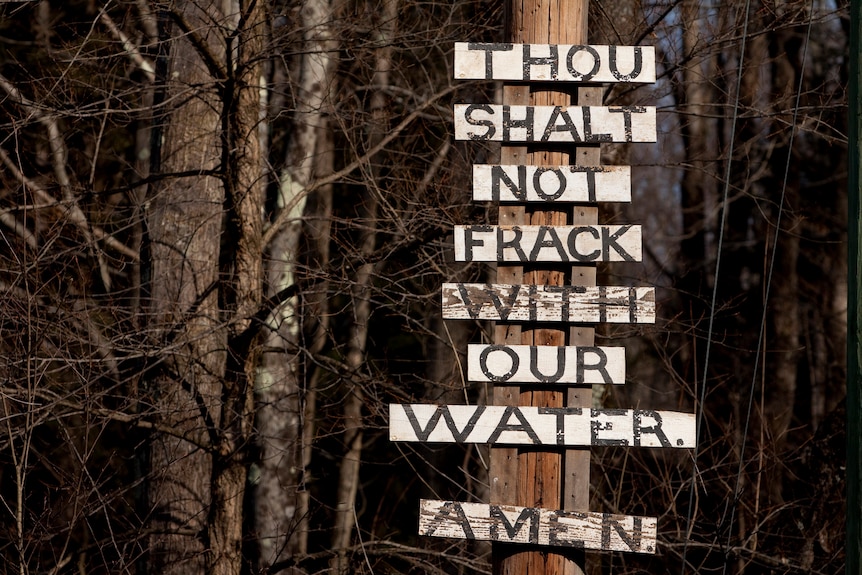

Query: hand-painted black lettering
left=464, top=225, right=492, bottom=261
left=602, top=225, right=636, bottom=261
left=598, top=285, right=608, bottom=322
left=523, top=44, right=559, bottom=80
left=529, top=226, right=568, bottom=261
left=402, top=404, right=444, bottom=440
left=608, top=106, right=647, bottom=142
left=464, top=104, right=496, bottom=140
left=539, top=406, right=581, bottom=445
left=490, top=165, right=526, bottom=201
left=528, top=284, right=538, bottom=322
left=442, top=406, right=485, bottom=442
left=529, top=346, right=566, bottom=383
left=541, top=106, right=580, bottom=142
left=547, top=510, right=587, bottom=548
left=423, top=501, right=474, bottom=539
left=484, top=284, right=521, bottom=321
left=503, top=105, right=534, bottom=141
left=486, top=406, right=541, bottom=444
left=544, top=285, right=586, bottom=322
left=591, top=408, right=629, bottom=446
left=628, top=287, right=638, bottom=322
left=564, top=45, right=600, bottom=81
left=455, top=283, right=485, bottom=319
left=577, top=347, right=612, bottom=384
left=608, top=45, right=643, bottom=81
left=467, top=42, right=514, bottom=80
left=633, top=410, right=672, bottom=447
left=497, top=226, right=527, bottom=261
left=601, top=513, right=643, bottom=552
left=401, top=404, right=486, bottom=442
left=479, top=345, right=519, bottom=382
left=533, top=167, right=566, bottom=200
left=489, top=505, right=540, bottom=542
left=567, top=226, right=600, bottom=262
left=582, top=107, right=612, bottom=142
left=585, top=168, right=597, bottom=202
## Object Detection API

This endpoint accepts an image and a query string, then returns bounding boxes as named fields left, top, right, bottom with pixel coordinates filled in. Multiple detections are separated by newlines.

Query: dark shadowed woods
left=0, top=1, right=848, bottom=574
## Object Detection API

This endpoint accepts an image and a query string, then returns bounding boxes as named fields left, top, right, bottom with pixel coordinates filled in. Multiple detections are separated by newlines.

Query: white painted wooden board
left=441, top=283, right=655, bottom=323
left=454, top=225, right=642, bottom=263
left=466, top=344, right=625, bottom=384
left=454, top=104, right=656, bottom=143
left=419, top=499, right=656, bottom=554
left=454, top=43, right=656, bottom=83
left=390, top=404, right=695, bottom=447
left=473, top=164, right=631, bottom=203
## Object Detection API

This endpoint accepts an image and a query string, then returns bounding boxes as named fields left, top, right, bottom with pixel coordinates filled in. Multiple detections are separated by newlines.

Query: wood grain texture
left=500, top=3, right=588, bottom=574
left=441, top=283, right=655, bottom=323
left=454, top=105, right=657, bottom=143
left=565, top=87, right=603, bottom=558
left=473, top=164, right=631, bottom=203
left=419, top=500, right=657, bottom=554
left=454, top=225, right=642, bottom=262
left=390, top=405, right=696, bottom=447
left=454, top=43, right=655, bottom=83
left=490, top=83, right=528, bottom=510
left=467, top=344, right=625, bottom=384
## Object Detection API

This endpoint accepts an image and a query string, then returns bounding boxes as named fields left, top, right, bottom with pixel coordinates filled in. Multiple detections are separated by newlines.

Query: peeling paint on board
left=418, top=499, right=657, bottom=554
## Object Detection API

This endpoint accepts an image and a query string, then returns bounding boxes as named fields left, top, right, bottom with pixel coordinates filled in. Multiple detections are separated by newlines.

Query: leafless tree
left=0, top=1, right=848, bottom=575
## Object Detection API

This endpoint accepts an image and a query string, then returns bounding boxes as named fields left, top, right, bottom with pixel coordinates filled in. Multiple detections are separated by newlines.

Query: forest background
left=0, top=0, right=849, bottom=574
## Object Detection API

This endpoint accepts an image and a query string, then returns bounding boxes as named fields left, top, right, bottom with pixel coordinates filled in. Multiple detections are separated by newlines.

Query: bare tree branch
left=0, top=145, right=139, bottom=260
left=263, top=82, right=462, bottom=247
left=99, top=8, right=156, bottom=82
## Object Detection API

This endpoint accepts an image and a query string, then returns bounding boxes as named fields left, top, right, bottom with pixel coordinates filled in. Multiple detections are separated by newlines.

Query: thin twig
left=0, top=146, right=139, bottom=260
left=263, top=82, right=463, bottom=247
left=99, top=8, right=156, bottom=82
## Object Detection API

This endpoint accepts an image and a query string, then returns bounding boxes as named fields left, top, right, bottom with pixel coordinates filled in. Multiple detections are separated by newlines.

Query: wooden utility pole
left=404, top=1, right=664, bottom=566
left=493, top=2, right=593, bottom=574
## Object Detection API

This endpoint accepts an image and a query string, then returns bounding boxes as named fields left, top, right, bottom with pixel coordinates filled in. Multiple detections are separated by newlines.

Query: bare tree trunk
left=146, top=2, right=264, bottom=574
left=208, top=2, right=266, bottom=574
left=329, top=1, right=395, bottom=572
left=130, top=2, right=158, bottom=325
left=766, top=228, right=799, bottom=482
left=297, top=121, right=335, bottom=555
left=762, top=24, right=802, bottom=506
left=679, top=0, right=719, bottom=294
left=256, top=0, right=338, bottom=569
left=145, top=2, right=224, bottom=572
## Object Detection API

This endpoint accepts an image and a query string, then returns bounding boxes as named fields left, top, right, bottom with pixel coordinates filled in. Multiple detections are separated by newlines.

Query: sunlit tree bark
left=256, top=0, right=338, bottom=569
left=145, top=3, right=224, bottom=571
left=145, top=1, right=265, bottom=573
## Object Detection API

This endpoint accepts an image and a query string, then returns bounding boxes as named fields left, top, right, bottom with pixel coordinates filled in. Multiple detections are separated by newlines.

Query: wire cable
left=718, top=4, right=815, bottom=573
left=680, top=0, right=752, bottom=571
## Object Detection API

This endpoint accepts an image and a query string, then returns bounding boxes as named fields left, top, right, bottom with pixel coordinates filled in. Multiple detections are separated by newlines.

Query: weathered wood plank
left=454, top=43, right=656, bottom=84
left=473, top=164, right=631, bottom=203
left=453, top=104, right=656, bottom=143
left=467, top=344, right=625, bottom=384
left=418, top=499, right=657, bottom=554
left=441, top=283, right=655, bottom=323
left=454, top=225, right=642, bottom=263
left=390, top=404, right=695, bottom=447
left=490, top=85, right=526, bottom=510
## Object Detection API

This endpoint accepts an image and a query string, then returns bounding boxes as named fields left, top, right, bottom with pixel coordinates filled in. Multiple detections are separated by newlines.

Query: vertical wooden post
left=492, top=2, right=591, bottom=574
